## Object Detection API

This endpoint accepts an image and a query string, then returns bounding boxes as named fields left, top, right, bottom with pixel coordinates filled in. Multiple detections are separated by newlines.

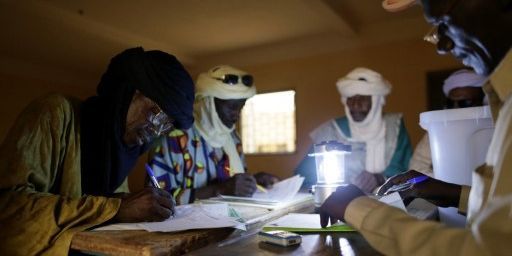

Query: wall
left=241, top=38, right=460, bottom=179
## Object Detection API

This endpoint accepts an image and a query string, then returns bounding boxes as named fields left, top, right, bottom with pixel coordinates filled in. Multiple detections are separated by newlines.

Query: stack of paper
left=94, top=203, right=245, bottom=232
left=262, top=213, right=354, bottom=232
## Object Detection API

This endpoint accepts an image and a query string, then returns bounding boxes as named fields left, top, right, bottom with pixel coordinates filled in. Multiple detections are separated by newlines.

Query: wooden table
left=71, top=197, right=381, bottom=255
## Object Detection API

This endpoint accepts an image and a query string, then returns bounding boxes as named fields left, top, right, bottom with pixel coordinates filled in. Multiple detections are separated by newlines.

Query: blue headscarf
left=80, top=47, right=194, bottom=195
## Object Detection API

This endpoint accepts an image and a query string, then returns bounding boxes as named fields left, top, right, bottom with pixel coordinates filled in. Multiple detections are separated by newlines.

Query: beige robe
left=0, top=94, right=122, bottom=255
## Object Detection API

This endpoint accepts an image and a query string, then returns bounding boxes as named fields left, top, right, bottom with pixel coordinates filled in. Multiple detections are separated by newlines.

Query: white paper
left=378, top=192, right=407, bottom=211
left=219, top=175, right=305, bottom=204
left=252, top=175, right=304, bottom=202
left=94, top=203, right=245, bottom=232
left=265, top=213, right=347, bottom=229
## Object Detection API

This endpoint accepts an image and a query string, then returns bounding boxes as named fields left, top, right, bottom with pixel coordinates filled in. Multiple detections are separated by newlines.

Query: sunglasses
left=212, top=74, right=253, bottom=87
left=423, top=0, right=461, bottom=48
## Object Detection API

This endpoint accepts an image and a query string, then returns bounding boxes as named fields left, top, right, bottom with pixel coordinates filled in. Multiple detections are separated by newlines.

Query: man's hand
left=218, top=173, right=257, bottom=197
left=351, top=171, right=386, bottom=194
left=376, top=170, right=462, bottom=207
left=113, top=187, right=176, bottom=223
left=253, top=172, right=280, bottom=189
left=319, top=184, right=366, bottom=228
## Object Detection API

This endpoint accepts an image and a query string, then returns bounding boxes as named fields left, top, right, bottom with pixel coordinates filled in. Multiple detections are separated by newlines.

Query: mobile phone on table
left=258, top=230, right=302, bottom=247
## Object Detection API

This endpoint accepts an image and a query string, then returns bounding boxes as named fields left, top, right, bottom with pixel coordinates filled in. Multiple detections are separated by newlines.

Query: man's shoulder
left=24, top=94, right=81, bottom=124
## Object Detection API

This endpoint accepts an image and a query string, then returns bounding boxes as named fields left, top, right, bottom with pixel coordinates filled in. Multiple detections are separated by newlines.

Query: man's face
left=214, top=98, right=247, bottom=128
left=421, top=0, right=511, bottom=76
left=123, top=91, right=174, bottom=147
left=446, top=86, right=484, bottom=109
left=346, top=95, right=372, bottom=122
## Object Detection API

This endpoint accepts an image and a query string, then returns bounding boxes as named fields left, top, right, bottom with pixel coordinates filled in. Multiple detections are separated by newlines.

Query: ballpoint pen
left=145, top=163, right=176, bottom=217
left=383, top=175, right=429, bottom=195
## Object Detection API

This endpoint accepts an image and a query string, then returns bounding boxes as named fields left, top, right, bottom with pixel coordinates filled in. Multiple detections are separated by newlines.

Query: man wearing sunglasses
left=410, top=69, right=487, bottom=175
left=0, top=47, right=195, bottom=255
left=150, top=65, right=279, bottom=205
left=318, top=0, right=512, bottom=255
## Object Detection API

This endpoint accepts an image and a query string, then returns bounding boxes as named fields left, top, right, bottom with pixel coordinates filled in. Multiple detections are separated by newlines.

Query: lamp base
left=312, top=184, right=343, bottom=208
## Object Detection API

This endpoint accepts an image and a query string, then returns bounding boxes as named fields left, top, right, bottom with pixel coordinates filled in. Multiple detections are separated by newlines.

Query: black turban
left=80, top=47, right=195, bottom=195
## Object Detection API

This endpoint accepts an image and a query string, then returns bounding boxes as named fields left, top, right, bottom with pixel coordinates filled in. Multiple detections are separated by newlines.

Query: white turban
left=336, top=67, right=392, bottom=174
left=194, top=65, right=256, bottom=176
left=336, top=67, right=391, bottom=98
left=442, top=69, right=487, bottom=96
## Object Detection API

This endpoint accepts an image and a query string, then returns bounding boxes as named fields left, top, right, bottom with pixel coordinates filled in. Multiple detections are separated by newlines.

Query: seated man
left=410, top=69, right=487, bottom=175
left=150, top=65, right=278, bottom=204
left=0, top=47, right=195, bottom=255
left=295, top=67, right=413, bottom=193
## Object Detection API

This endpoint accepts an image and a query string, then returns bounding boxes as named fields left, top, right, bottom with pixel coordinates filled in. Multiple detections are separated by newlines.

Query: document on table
left=262, top=213, right=355, bottom=232
left=94, top=203, right=245, bottom=232
left=216, top=175, right=305, bottom=204
left=378, top=192, right=406, bottom=211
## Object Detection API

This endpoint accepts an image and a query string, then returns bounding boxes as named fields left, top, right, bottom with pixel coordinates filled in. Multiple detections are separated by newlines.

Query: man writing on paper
left=149, top=65, right=279, bottom=204
left=318, top=0, right=512, bottom=255
left=410, top=69, right=487, bottom=175
left=0, top=47, right=194, bottom=255
left=296, top=67, right=413, bottom=193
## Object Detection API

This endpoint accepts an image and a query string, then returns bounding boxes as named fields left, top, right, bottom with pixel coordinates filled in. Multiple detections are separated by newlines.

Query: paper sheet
left=378, top=192, right=407, bottom=211
left=219, top=175, right=305, bottom=204
left=262, top=213, right=354, bottom=232
left=94, top=203, right=245, bottom=232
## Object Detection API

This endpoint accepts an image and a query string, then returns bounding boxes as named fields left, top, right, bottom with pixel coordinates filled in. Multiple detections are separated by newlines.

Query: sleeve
left=0, top=96, right=121, bottom=255
left=383, top=118, right=413, bottom=178
left=294, top=145, right=317, bottom=189
left=149, top=135, right=195, bottom=204
left=409, top=134, right=434, bottom=176
left=344, top=197, right=486, bottom=256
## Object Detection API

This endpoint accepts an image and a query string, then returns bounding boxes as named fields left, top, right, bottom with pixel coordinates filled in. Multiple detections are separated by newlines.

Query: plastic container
left=420, top=106, right=494, bottom=227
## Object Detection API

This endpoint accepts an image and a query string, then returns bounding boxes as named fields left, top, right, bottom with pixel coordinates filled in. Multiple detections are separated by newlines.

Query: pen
left=256, top=184, right=268, bottom=193
left=145, top=163, right=161, bottom=189
left=384, top=175, right=429, bottom=195
left=145, top=163, right=176, bottom=218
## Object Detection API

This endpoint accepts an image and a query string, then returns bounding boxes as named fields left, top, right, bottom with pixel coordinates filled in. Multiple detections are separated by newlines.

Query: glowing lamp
left=309, top=141, right=351, bottom=207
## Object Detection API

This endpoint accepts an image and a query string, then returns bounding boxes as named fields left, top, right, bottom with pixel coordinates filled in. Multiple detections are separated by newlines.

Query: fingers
left=148, top=202, right=172, bottom=222
left=320, top=211, right=329, bottom=228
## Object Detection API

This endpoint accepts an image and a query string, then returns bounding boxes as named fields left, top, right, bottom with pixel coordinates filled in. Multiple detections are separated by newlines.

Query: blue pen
left=145, top=163, right=161, bottom=189
left=145, top=163, right=176, bottom=218
left=384, top=175, right=429, bottom=195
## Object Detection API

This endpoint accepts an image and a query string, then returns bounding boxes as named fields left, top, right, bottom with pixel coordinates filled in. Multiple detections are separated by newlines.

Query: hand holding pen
left=376, top=170, right=463, bottom=207
left=145, top=163, right=176, bottom=218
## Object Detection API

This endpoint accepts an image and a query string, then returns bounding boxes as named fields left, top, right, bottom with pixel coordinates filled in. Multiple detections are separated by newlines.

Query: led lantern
left=309, top=140, right=351, bottom=207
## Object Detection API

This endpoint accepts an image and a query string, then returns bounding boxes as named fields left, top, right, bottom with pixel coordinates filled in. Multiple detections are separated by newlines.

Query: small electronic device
left=258, top=230, right=302, bottom=247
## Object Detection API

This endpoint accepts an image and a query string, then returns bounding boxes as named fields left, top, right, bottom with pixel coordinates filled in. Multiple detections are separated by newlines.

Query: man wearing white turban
left=149, top=65, right=279, bottom=204
left=409, top=69, right=487, bottom=175
left=296, top=67, right=413, bottom=193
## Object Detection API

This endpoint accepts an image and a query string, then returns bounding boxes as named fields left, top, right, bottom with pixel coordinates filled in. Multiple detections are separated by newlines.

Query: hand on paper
left=218, top=173, right=257, bottom=197
left=376, top=170, right=461, bottom=207
left=319, top=184, right=365, bottom=228
left=351, top=171, right=386, bottom=194
left=113, top=187, right=176, bottom=223
left=254, top=172, right=280, bottom=189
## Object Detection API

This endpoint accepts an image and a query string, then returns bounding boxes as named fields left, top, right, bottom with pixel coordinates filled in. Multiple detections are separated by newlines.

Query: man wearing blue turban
left=0, top=47, right=195, bottom=255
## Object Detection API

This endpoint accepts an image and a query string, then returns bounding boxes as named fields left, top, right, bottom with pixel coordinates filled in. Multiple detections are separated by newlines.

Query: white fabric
left=442, top=69, right=487, bottom=96
left=336, top=67, right=391, bottom=98
left=336, top=67, right=391, bottom=174
left=193, top=65, right=256, bottom=176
